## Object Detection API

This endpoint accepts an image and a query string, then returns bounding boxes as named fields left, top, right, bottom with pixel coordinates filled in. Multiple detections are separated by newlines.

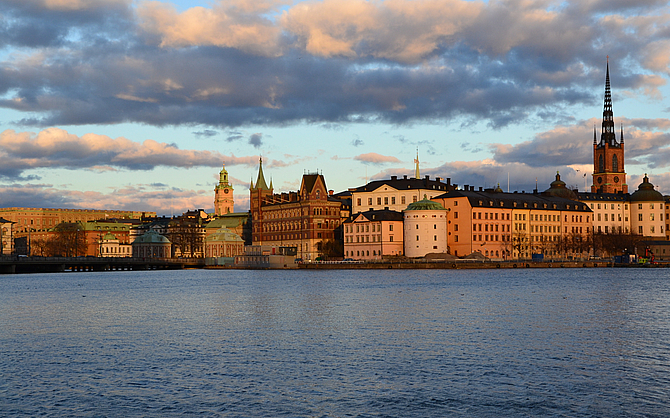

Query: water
left=1, top=268, right=669, bottom=417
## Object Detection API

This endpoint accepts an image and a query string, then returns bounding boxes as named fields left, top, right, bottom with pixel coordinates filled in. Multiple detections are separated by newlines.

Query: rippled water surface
left=1, top=268, right=669, bottom=417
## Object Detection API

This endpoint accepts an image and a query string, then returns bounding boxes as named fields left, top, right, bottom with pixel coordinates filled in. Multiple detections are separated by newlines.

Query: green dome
left=102, top=232, right=117, bottom=240
left=134, top=231, right=171, bottom=244
left=406, top=195, right=446, bottom=211
left=630, top=174, right=664, bottom=202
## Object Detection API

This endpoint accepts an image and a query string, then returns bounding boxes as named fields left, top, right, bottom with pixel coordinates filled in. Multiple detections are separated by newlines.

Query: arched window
left=612, top=154, right=618, bottom=172
left=598, top=155, right=604, bottom=172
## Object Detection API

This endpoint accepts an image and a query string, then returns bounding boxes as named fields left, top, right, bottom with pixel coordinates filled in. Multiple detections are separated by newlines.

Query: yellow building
left=0, top=207, right=153, bottom=236
left=1, top=218, right=13, bottom=255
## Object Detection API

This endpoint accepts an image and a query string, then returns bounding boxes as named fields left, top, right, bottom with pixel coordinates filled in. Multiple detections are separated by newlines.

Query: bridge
left=0, top=256, right=206, bottom=274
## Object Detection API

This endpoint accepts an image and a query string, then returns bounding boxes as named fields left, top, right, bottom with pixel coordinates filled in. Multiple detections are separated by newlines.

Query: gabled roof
left=300, top=173, right=325, bottom=194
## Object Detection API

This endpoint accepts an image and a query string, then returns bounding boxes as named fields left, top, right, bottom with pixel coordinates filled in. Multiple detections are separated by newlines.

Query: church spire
left=600, top=57, right=617, bottom=146
left=414, top=148, right=420, bottom=179
left=253, top=157, right=270, bottom=191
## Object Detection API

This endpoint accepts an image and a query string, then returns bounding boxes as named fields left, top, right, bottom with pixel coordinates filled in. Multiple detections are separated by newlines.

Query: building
left=205, top=227, right=245, bottom=258
left=0, top=207, right=153, bottom=236
left=249, top=160, right=346, bottom=261
left=100, top=232, right=132, bottom=257
left=1, top=218, right=13, bottom=255
left=214, top=162, right=235, bottom=215
left=432, top=186, right=593, bottom=260
left=343, top=209, right=404, bottom=260
left=349, top=174, right=456, bottom=214
left=132, top=231, right=171, bottom=258
left=629, top=175, right=665, bottom=238
left=403, top=197, right=449, bottom=258
left=592, top=59, right=627, bottom=194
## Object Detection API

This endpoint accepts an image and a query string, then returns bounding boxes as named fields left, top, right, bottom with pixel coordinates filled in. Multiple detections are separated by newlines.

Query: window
left=612, top=154, right=618, bottom=172
left=454, top=212, right=459, bottom=219
left=413, top=196, right=417, bottom=203
left=454, top=201, right=458, bottom=206
left=377, top=197, right=382, bottom=205
left=391, top=197, right=396, bottom=205
left=384, top=197, right=389, bottom=205
left=368, top=198, right=372, bottom=205
left=434, top=224, right=437, bottom=229
left=639, top=214, right=643, bottom=221
left=401, top=196, right=406, bottom=205
left=389, top=224, right=393, bottom=232
left=357, top=198, right=361, bottom=206
left=639, top=204, right=643, bottom=210
left=454, top=224, right=459, bottom=231
left=434, top=235, right=437, bottom=241
left=390, top=236, right=394, bottom=242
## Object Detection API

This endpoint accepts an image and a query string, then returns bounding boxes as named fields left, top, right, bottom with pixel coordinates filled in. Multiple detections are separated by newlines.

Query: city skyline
left=1, top=0, right=670, bottom=216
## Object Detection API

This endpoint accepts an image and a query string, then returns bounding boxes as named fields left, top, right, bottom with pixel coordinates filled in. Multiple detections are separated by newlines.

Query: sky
left=1, top=0, right=669, bottom=216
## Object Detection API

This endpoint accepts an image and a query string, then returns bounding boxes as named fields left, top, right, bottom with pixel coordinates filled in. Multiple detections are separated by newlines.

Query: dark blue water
left=1, top=268, right=669, bottom=417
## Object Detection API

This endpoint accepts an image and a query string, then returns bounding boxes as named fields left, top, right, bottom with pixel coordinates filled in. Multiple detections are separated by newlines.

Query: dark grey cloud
left=193, top=129, right=218, bottom=138
left=249, top=133, right=263, bottom=148
left=0, top=0, right=667, bottom=131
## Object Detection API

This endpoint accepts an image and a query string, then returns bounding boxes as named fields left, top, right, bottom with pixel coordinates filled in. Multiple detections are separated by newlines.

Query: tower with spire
left=214, top=162, right=235, bottom=215
left=414, top=149, right=420, bottom=179
left=249, top=157, right=273, bottom=241
left=592, top=57, right=627, bottom=194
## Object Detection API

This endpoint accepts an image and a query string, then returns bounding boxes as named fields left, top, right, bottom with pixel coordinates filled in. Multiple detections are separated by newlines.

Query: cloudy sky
left=1, top=0, right=669, bottom=215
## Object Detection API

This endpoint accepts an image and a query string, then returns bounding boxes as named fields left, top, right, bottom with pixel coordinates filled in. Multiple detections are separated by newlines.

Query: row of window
left=346, top=235, right=396, bottom=243
left=355, top=195, right=419, bottom=206
left=345, top=224, right=393, bottom=233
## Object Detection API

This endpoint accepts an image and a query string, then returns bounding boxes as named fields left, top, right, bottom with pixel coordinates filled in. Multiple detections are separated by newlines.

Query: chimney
left=391, top=176, right=397, bottom=180
left=470, top=186, right=475, bottom=191
left=479, top=187, right=483, bottom=191
left=464, top=184, right=469, bottom=191
left=328, top=190, right=334, bottom=196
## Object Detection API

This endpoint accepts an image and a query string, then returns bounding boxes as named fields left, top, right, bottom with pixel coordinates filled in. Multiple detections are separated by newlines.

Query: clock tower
left=592, top=58, right=627, bottom=194
left=214, top=163, right=234, bottom=215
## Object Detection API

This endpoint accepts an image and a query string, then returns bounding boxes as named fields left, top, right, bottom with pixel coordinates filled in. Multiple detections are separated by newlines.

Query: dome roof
left=543, top=172, right=578, bottom=200
left=102, top=232, right=118, bottom=241
left=134, top=231, right=170, bottom=244
left=206, top=227, right=244, bottom=243
left=630, top=174, right=664, bottom=202
left=406, top=195, right=446, bottom=211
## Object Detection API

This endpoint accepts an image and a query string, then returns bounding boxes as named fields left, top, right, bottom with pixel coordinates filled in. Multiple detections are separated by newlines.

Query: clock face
left=597, top=177, right=602, bottom=184
left=224, top=189, right=229, bottom=194
left=614, top=176, right=619, bottom=183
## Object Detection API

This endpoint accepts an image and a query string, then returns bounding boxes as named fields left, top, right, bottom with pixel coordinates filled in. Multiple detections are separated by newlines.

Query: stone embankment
left=299, top=260, right=618, bottom=269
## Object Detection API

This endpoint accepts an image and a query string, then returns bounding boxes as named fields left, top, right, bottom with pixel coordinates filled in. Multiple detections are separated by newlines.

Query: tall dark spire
left=600, top=57, right=617, bottom=146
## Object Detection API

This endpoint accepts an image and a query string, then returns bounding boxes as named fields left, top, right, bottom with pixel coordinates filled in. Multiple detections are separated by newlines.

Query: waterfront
left=1, top=269, right=669, bottom=417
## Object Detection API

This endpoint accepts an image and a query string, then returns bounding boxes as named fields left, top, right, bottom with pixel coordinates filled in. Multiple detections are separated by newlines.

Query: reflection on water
left=1, top=268, right=669, bottom=417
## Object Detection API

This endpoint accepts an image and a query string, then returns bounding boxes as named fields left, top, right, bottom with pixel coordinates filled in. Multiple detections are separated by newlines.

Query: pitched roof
left=344, top=209, right=404, bottom=223
left=349, top=175, right=453, bottom=193
left=434, top=189, right=592, bottom=212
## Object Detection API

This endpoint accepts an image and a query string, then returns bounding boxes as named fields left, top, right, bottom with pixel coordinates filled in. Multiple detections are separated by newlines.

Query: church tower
left=592, top=58, right=627, bottom=194
left=214, top=163, right=235, bottom=215
left=249, top=158, right=273, bottom=242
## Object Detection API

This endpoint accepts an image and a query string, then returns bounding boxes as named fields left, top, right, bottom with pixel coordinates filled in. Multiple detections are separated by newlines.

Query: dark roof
left=344, top=209, right=404, bottom=223
left=543, top=172, right=578, bottom=200
left=577, top=192, right=628, bottom=202
left=433, top=189, right=592, bottom=212
left=631, top=175, right=664, bottom=202
left=349, top=175, right=453, bottom=193
left=301, top=173, right=325, bottom=194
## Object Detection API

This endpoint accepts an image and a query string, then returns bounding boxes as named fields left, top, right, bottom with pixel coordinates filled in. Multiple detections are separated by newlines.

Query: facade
left=592, top=60, right=627, bottom=194
left=349, top=175, right=456, bottom=214
left=629, top=175, right=665, bottom=238
left=343, top=209, right=404, bottom=260
left=433, top=187, right=593, bottom=260
left=214, top=163, right=235, bottom=215
left=100, top=232, right=132, bottom=257
left=1, top=218, right=13, bottom=255
left=205, top=227, right=245, bottom=258
left=0, top=207, right=153, bottom=236
left=578, top=193, right=629, bottom=234
left=132, top=231, right=171, bottom=258
left=403, top=197, right=449, bottom=258
left=250, top=161, right=346, bottom=261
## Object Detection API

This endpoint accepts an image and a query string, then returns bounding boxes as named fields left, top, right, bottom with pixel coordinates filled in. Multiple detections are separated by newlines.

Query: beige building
left=629, top=175, right=665, bottom=238
left=343, top=209, right=404, bottom=260
left=205, top=227, right=245, bottom=258
left=100, top=232, right=132, bottom=257
left=1, top=218, right=13, bottom=255
left=349, top=175, right=455, bottom=214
